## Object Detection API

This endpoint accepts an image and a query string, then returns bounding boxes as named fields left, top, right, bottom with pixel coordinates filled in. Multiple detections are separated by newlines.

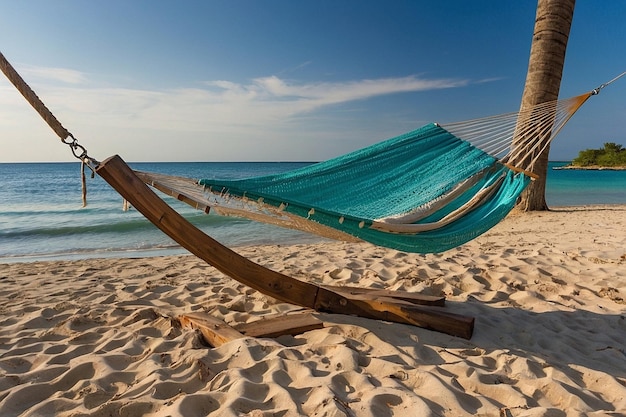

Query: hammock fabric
left=190, top=124, right=528, bottom=253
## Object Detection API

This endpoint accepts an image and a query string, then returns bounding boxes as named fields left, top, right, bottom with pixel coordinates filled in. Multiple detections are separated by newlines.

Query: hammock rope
left=442, top=92, right=593, bottom=171
left=1, top=52, right=99, bottom=205
left=0, top=52, right=98, bottom=167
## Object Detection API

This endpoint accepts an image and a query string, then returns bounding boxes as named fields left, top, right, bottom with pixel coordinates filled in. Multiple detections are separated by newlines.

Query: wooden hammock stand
left=1, top=51, right=474, bottom=341
left=97, top=155, right=474, bottom=340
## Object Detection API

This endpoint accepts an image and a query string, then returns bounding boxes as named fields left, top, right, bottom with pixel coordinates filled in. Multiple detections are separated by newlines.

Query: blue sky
left=1, top=1, right=625, bottom=162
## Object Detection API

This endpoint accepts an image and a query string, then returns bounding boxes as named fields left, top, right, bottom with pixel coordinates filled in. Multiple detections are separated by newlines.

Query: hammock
left=3, top=50, right=623, bottom=338
left=135, top=91, right=598, bottom=253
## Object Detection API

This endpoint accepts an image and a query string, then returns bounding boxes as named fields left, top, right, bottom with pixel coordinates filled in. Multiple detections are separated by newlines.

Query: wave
left=0, top=243, right=188, bottom=264
left=0, top=212, right=249, bottom=238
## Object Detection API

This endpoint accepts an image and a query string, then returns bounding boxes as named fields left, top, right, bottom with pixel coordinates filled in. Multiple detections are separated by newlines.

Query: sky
left=1, top=1, right=625, bottom=163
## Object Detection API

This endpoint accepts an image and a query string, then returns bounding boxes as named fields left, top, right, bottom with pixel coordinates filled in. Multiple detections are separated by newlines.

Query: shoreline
left=553, top=164, right=626, bottom=170
left=1, top=204, right=625, bottom=416
left=2, top=203, right=625, bottom=265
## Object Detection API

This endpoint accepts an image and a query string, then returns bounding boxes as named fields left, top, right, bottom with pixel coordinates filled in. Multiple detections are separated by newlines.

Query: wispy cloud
left=203, top=74, right=469, bottom=117
left=24, top=72, right=472, bottom=132
left=20, top=65, right=87, bottom=85
left=253, top=75, right=467, bottom=101
left=277, top=60, right=313, bottom=75
left=475, top=76, right=506, bottom=84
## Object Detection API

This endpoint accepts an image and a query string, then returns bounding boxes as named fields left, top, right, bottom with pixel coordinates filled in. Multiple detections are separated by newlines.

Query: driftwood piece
left=97, top=155, right=474, bottom=339
left=234, top=310, right=324, bottom=338
left=179, top=311, right=323, bottom=347
left=179, top=313, right=244, bottom=347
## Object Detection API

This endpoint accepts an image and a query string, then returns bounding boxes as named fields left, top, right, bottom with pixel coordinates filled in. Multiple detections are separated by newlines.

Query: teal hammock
left=194, top=123, right=529, bottom=253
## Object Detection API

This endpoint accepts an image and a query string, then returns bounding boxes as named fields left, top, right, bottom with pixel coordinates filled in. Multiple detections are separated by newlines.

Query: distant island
left=555, top=142, right=626, bottom=170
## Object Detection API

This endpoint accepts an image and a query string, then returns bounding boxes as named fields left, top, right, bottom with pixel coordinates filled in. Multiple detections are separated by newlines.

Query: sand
left=0, top=205, right=625, bottom=417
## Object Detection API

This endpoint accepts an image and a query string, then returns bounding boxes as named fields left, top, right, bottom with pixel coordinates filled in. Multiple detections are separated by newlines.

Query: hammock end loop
left=591, top=71, right=626, bottom=96
left=81, top=160, right=88, bottom=208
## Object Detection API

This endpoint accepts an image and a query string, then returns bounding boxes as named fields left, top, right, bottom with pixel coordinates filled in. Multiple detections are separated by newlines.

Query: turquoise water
left=546, top=162, right=626, bottom=206
left=0, top=162, right=322, bottom=263
left=1, top=161, right=624, bottom=262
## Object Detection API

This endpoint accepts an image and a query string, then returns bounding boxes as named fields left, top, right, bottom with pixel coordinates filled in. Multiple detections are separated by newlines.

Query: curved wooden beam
left=96, top=155, right=323, bottom=307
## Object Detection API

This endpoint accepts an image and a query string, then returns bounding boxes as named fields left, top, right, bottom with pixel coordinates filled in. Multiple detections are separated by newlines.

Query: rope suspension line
left=0, top=52, right=99, bottom=205
left=0, top=52, right=98, bottom=168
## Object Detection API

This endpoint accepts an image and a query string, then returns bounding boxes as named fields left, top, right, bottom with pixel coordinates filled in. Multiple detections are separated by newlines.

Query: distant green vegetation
left=571, top=142, right=626, bottom=167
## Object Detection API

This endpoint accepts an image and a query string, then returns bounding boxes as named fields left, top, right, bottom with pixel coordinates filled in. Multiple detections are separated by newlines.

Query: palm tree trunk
left=512, top=0, right=576, bottom=211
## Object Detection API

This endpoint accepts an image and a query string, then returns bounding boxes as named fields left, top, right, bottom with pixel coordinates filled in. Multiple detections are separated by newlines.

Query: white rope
left=442, top=92, right=592, bottom=172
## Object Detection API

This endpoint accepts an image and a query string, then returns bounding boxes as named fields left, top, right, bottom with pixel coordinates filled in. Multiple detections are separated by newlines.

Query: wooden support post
left=323, top=285, right=446, bottom=307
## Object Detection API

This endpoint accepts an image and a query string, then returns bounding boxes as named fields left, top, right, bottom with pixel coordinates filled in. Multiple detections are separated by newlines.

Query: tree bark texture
left=513, top=0, right=576, bottom=211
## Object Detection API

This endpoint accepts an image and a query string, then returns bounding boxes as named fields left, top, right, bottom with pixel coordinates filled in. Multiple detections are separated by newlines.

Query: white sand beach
left=0, top=205, right=625, bottom=417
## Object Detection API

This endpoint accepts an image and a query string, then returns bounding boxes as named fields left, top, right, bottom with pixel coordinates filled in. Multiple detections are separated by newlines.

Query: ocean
left=1, top=161, right=625, bottom=263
